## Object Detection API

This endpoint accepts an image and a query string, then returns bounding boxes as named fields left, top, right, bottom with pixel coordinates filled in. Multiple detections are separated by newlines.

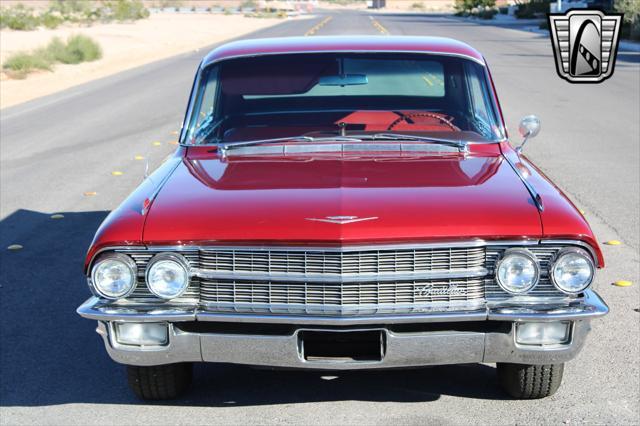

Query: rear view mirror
left=318, top=74, right=368, bottom=86
left=516, top=115, right=541, bottom=154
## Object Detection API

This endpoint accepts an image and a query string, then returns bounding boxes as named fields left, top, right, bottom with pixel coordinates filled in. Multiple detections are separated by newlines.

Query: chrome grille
left=198, top=246, right=486, bottom=275
left=108, top=243, right=578, bottom=312
left=199, top=278, right=485, bottom=315
left=199, top=277, right=485, bottom=314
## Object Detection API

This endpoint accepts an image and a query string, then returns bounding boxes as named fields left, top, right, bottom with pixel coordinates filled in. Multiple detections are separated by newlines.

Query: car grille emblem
left=305, top=216, right=378, bottom=224
left=548, top=9, right=622, bottom=83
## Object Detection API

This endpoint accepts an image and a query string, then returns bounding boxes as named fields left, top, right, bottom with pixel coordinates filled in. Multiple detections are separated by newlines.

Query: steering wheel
left=387, top=112, right=459, bottom=131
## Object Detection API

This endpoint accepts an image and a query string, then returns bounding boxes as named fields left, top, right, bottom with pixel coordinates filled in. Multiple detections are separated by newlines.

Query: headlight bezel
left=90, top=252, right=138, bottom=300
left=495, top=248, right=540, bottom=294
left=145, top=252, right=191, bottom=300
left=550, top=247, right=595, bottom=294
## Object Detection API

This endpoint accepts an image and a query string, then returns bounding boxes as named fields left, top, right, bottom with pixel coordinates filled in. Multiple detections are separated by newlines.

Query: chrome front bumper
left=79, top=290, right=608, bottom=368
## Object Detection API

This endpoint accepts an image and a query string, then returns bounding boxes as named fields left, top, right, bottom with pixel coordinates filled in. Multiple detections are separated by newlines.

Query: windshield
left=183, top=53, right=505, bottom=145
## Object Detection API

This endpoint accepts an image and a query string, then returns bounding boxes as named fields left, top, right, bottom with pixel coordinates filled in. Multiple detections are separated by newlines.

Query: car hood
left=141, top=150, right=542, bottom=245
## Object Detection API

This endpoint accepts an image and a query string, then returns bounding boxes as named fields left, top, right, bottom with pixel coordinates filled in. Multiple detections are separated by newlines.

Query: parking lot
left=1, top=10, right=638, bottom=425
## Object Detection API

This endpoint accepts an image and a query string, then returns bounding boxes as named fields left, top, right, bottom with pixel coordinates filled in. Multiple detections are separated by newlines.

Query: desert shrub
left=2, top=34, right=102, bottom=79
left=51, top=34, right=102, bottom=64
left=3, top=51, right=53, bottom=79
left=411, top=2, right=426, bottom=10
left=514, top=0, right=549, bottom=19
left=455, top=0, right=496, bottom=18
left=103, top=0, right=150, bottom=21
left=41, top=12, right=64, bottom=29
left=1, top=4, right=40, bottom=30
left=616, top=0, right=640, bottom=40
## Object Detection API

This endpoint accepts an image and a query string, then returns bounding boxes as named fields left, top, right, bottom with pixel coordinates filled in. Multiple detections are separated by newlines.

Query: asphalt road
left=1, top=10, right=638, bottom=425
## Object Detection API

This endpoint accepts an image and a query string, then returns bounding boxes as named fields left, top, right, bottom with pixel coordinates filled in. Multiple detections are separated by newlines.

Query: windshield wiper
left=218, top=133, right=467, bottom=157
left=219, top=135, right=363, bottom=157
left=360, top=133, right=468, bottom=151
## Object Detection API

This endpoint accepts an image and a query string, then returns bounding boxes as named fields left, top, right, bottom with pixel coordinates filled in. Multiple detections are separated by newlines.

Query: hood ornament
left=305, top=216, right=378, bottom=224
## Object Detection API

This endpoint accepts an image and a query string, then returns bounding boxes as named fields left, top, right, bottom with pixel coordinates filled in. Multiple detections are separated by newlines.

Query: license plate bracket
left=299, top=330, right=385, bottom=362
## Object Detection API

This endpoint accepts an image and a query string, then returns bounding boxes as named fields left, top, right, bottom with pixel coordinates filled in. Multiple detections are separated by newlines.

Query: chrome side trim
left=192, top=267, right=488, bottom=283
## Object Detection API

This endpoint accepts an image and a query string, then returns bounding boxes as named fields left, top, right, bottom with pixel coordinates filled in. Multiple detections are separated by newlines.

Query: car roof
left=201, top=36, right=486, bottom=67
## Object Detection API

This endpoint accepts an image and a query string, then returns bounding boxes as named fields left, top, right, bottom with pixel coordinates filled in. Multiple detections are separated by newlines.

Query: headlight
left=496, top=249, right=539, bottom=294
left=91, top=253, right=137, bottom=299
left=551, top=248, right=594, bottom=294
left=146, top=253, right=190, bottom=299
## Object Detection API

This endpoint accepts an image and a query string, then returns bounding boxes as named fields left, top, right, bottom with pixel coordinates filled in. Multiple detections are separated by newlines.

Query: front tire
left=127, top=363, right=193, bottom=400
left=497, top=363, right=564, bottom=399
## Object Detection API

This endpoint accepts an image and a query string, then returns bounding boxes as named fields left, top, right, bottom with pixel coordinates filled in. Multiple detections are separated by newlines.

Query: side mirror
left=516, top=115, right=541, bottom=154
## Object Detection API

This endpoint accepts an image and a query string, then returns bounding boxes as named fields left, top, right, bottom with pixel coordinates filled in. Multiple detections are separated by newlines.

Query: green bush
left=498, top=6, right=508, bottom=14
left=104, top=0, right=150, bottom=21
left=52, top=34, right=102, bottom=64
left=41, top=12, right=64, bottom=29
left=3, top=51, right=53, bottom=79
left=515, top=0, right=549, bottom=19
left=1, top=4, right=40, bottom=30
left=3, top=35, right=102, bottom=79
left=455, top=0, right=496, bottom=18
left=455, top=0, right=496, bottom=14
left=0, top=1, right=149, bottom=31
left=616, top=0, right=640, bottom=40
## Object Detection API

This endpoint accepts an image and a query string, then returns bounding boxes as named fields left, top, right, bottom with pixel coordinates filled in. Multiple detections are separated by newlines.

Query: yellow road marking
left=134, top=155, right=145, bottom=160
left=111, top=171, right=124, bottom=176
left=613, top=280, right=633, bottom=287
left=422, top=76, right=434, bottom=86
left=605, top=240, right=621, bottom=245
left=305, top=16, right=332, bottom=36
left=83, top=191, right=97, bottom=196
left=152, top=141, right=162, bottom=146
left=50, top=214, right=64, bottom=219
left=7, top=244, right=23, bottom=251
left=370, top=17, right=389, bottom=35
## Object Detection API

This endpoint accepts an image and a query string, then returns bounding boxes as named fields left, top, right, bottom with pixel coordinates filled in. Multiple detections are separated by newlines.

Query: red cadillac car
left=77, top=36, right=608, bottom=400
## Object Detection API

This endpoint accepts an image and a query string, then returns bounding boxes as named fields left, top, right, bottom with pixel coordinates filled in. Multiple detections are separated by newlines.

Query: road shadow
left=0, top=209, right=507, bottom=407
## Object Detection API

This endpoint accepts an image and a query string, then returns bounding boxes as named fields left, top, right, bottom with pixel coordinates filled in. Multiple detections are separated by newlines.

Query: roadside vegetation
left=3, top=35, right=102, bottom=79
left=616, top=0, right=640, bottom=41
left=0, top=0, right=149, bottom=31
left=454, top=0, right=497, bottom=20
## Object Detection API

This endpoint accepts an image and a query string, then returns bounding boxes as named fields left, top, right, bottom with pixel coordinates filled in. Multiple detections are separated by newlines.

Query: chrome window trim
left=202, top=49, right=487, bottom=69
left=180, top=50, right=503, bottom=147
